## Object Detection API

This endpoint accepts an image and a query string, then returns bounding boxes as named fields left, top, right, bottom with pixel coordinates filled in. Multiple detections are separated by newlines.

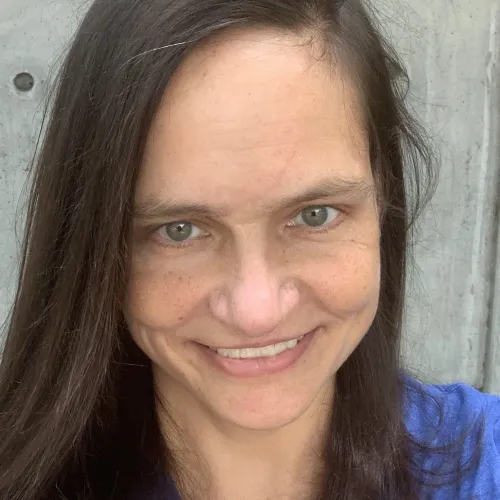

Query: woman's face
left=125, top=29, right=381, bottom=431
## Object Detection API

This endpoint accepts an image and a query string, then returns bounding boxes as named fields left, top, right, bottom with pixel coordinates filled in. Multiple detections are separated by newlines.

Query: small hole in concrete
left=13, top=72, right=35, bottom=92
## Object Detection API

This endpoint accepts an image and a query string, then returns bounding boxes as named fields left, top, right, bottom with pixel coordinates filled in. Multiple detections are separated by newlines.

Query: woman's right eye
left=156, top=222, right=204, bottom=245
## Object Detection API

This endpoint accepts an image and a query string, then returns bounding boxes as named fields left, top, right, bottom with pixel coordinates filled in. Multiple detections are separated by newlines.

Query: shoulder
left=403, top=375, right=500, bottom=439
left=402, top=375, right=500, bottom=498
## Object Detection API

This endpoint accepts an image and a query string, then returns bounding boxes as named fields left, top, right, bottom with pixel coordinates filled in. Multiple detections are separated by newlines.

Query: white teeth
left=212, top=336, right=304, bottom=359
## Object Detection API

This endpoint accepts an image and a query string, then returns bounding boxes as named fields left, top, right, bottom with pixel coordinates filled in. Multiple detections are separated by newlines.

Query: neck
left=154, top=371, right=333, bottom=500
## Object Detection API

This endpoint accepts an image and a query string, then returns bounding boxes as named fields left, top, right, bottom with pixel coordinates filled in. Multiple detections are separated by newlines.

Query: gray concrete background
left=1, top=0, right=499, bottom=393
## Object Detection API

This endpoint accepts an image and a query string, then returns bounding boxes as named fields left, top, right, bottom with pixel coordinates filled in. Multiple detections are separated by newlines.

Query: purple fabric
left=134, top=474, right=180, bottom=500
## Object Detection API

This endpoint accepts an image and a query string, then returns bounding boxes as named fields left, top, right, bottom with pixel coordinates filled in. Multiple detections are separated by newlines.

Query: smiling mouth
left=207, top=335, right=305, bottom=359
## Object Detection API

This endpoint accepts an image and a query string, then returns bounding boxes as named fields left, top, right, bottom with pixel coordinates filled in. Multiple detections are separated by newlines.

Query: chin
left=206, top=378, right=332, bottom=432
left=220, top=405, right=310, bottom=432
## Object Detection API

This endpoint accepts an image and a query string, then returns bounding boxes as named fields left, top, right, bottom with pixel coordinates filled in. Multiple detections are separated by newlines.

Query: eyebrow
left=132, top=177, right=375, bottom=221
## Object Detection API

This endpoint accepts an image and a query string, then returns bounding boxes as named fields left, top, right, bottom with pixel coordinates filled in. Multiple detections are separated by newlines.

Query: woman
left=0, top=0, right=498, bottom=499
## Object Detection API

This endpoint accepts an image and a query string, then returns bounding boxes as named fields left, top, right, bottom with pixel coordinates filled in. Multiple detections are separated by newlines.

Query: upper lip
left=201, top=327, right=317, bottom=350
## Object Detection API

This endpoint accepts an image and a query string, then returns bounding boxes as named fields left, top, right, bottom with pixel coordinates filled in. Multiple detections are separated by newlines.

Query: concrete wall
left=380, top=0, right=500, bottom=394
left=1, top=0, right=499, bottom=393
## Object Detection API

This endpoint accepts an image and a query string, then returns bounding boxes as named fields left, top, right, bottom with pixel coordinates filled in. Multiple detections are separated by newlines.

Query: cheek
left=124, top=260, right=208, bottom=331
left=302, top=243, right=381, bottom=316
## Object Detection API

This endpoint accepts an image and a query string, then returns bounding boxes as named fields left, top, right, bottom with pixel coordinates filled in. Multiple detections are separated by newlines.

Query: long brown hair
left=0, top=1, right=437, bottom=499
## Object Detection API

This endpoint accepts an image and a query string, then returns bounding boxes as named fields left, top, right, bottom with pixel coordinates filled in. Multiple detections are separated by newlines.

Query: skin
left=124, top=29, right=381, bottom=500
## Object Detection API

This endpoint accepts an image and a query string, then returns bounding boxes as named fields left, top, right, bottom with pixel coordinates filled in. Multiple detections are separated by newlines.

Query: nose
left=209, top=254, right=299, bottom=337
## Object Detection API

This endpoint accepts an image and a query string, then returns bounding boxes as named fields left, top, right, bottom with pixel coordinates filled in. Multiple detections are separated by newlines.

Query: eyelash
left=152, top=205, right=343, bottom=250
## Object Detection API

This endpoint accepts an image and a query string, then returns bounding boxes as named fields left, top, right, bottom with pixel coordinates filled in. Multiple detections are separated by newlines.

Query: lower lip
left=199, top=329, right=317, bottom=378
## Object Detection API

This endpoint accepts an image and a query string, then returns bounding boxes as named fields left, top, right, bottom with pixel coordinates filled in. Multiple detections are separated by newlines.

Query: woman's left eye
left=289, top=206, right=340, bottom=228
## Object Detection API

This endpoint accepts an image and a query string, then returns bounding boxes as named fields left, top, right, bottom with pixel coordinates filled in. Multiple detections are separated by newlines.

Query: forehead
left=137, top=28, right=370, bottom=210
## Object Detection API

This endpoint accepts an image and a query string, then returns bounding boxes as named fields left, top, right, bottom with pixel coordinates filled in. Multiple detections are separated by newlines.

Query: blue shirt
left=138, top=377, right=500, bottom=499
left=404, top=377, right=500, bottom=498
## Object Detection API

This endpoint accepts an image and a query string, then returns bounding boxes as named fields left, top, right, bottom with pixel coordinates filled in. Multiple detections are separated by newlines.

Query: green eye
left=292, top=206, right=339, bottom=228
left=160, top=222, right=203, bottom=242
